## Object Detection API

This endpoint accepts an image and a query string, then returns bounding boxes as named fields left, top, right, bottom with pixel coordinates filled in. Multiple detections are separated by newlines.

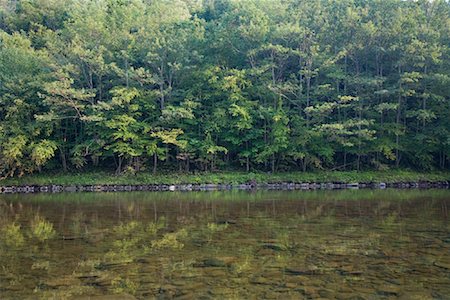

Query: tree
left=0, top=31, right=57, bottom=177
left=1, top=0, right=449, bottom=177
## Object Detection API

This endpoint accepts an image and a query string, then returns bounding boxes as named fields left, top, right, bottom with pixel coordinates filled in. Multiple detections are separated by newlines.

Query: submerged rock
left=249, top=277, right=273, bottom=285
left=215, top=219, right=237, bottom=225
left=337, top=267, right=363, bottom=276
left=433, top=261, right=450, bottom=270
left=376, top=285, right=400, bottom=296
left=261, top=243, right=286, bottom=251
left=70, top=294, right=136, bottom=300
left=284, top=268, right=321, bottom=276
left=193, top=258, right=227, bottom=268
left=398, top=291, right=434, bottom=300
left=318, top=288, right=336, bottom=298
left=45, top=275, right=81, bottom=288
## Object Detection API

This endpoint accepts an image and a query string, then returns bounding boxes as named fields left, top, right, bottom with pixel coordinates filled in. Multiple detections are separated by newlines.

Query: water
left=0, top=189, right=449, bottom=299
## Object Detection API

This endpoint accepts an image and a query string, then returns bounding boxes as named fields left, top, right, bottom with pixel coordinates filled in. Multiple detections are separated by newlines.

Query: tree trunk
left=134, top=157, right=140, bottom=172
left=396, top=66, right=402, bottom=168
left=271, top=154, right=275, bottom=173
left=125, top=57, right=129, bottom=88
left=159, top=61, right=165, bottom=110
left=245, top=141, right=250, bottom=172
left=343, top=152, right=347, bottom=170
left=153, top=153, right=157, bottom=174
left=306, top=75, right=311, bottom=127
left=116, top=156, right=123, bottom=175
left=60, top=148, right=67, bottom=172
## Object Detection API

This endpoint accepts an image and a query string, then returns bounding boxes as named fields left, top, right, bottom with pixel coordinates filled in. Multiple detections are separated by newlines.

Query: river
left=0, top=189, right=449, bottom=299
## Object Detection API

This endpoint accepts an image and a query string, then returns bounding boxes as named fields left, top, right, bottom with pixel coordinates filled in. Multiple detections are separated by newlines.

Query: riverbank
left=0, top=170, right=448, bottom=194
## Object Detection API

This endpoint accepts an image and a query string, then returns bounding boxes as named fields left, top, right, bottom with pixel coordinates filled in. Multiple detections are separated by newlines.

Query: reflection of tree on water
left=0, top=210, right=57, bottom=295
left=0, top=190, right=449, bottom=298
left=2, top=223, right=25, bottom=248
left=30, top=215, right=56, bottom=242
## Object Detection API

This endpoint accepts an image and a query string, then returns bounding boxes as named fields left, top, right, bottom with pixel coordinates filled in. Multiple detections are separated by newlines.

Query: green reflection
left=0, top=189, right=449, bottom=299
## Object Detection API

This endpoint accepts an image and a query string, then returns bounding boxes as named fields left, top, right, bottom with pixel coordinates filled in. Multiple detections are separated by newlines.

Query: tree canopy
left=0, top=0, right=449, bottom=176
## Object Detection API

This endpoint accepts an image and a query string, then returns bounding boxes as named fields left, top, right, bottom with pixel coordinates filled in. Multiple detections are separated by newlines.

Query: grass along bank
left=0, top=170, right=449, bottom=187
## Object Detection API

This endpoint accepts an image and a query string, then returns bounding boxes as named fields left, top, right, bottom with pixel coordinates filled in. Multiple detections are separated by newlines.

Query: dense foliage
left=0, top=0, right=449, bottom=177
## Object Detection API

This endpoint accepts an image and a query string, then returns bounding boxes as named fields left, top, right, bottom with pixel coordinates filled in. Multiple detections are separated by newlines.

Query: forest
left=0, top=0, right=449, bottom=178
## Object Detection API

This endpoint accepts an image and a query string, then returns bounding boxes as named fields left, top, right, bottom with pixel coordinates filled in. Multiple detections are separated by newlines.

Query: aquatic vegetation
left=76, top=259, right=103, bottom=271
left=112, top=237, right=143, bottom=256
left=106, top=238, right=142, bottom=263
left=151, top=229, right=188, bottom=250
left=276, top=231, right=299, bottom=252
left=322, top=241, right=357, bottom=256
left=146, top=218, right=166, bottom=236
left=111, top=276, right=139, bottom=295
left=113, top=221, right=142, bottom=237
left=205, top=222, right=229, bottom=243
left=382, top=212, right=399, bottom=227
left=38, top=286, right=96, bottom=300
left=207, top=222, right=229, bottom=232
left=231, top=254, right=252, bottom=275
left=114, top=236, right=141, bottom=249
left=229, top=245, right=255, bottom=275
left=168, top=258, right=196, bottom=273
left=160, top=258, right=198, bottom=282
left=31, top=260, right=50, bottom=271
left=364, top=232, right=381, bottom=248
left=1, top=223, right=25, bottom=248
left=30, top=216, right=56, bottom=242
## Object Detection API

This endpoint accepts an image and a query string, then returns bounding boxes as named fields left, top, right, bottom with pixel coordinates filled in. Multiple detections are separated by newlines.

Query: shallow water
left=0, top=189, right=449, bottom=299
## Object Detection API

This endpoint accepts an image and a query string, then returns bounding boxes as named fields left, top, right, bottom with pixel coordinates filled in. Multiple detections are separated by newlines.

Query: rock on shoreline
left=0, top=181, right=448, bottom=194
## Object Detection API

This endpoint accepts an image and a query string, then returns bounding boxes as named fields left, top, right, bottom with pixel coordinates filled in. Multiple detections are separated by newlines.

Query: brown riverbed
left=0, top=189, right=449, bottom=299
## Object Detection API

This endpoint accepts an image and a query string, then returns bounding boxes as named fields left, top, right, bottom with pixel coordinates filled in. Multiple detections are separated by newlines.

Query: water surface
left=1, top=189, right=449, bottom=299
